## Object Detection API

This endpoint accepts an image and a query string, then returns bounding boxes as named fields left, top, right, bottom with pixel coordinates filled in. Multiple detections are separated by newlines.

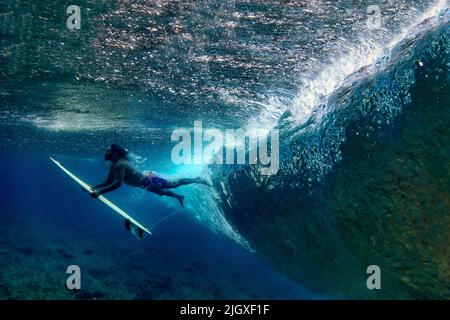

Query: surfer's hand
left=90, top=191, right=100, bottom=198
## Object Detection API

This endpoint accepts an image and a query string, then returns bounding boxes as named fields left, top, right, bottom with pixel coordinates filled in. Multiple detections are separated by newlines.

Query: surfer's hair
left=110, top=144, right=129, bottom=159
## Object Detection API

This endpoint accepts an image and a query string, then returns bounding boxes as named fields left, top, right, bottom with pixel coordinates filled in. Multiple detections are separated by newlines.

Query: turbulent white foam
left=291, top=41, right=383, bottom=123
left=289, top=0, right=449, bottom=126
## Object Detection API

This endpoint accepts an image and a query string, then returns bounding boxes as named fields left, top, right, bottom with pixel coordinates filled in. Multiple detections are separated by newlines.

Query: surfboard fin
left=124, top=219, right=144, bottom=239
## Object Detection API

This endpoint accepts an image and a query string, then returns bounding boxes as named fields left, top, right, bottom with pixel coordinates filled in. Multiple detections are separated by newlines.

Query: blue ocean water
left=0, top=152, right=320, bottom=299
left=0, top=0, right=449, bottom=299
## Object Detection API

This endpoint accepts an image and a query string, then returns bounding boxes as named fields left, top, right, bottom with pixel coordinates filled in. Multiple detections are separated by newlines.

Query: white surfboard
left=50, top=157, right=152, bottom=237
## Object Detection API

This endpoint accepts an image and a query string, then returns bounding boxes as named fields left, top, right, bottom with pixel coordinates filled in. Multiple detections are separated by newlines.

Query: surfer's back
left=114, top=158, right=145, bottom=187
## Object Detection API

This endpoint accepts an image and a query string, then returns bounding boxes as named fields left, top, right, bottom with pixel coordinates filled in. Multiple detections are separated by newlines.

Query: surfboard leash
left=149, top=208, right=184, bottom=231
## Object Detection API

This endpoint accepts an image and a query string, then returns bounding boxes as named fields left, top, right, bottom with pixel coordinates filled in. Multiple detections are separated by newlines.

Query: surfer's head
left=105, top=144, right=129, bottom=161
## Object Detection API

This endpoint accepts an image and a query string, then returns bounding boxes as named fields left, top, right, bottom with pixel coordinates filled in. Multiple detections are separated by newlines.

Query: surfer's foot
left=196, top=177, right=212, bottom=186
left=124, top=219, right=131, bottom=231
left=176, top=195, right=185, bottom=208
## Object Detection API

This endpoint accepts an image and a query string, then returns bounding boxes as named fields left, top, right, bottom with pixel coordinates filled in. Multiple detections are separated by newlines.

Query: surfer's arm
left=93, top=168, right=114, bottom=189
left=95, top=180, right=121, bottom=195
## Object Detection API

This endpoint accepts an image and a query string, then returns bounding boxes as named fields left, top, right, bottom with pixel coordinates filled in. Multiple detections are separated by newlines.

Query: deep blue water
left=0, top=151, right=320, bottom=299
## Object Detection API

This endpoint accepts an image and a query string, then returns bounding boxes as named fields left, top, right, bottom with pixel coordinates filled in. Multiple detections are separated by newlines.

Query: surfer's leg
left=163, top=177, right=210, bottom=189
left=149, top=187, right=185, bottom=207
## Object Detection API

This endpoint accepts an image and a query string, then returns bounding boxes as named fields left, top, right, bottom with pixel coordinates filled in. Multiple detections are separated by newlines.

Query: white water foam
left=289, top=0, right=449, bottom=126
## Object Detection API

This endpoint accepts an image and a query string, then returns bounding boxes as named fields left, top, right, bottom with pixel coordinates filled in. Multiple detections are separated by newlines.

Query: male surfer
left=89, top=144, right=210, bottom=208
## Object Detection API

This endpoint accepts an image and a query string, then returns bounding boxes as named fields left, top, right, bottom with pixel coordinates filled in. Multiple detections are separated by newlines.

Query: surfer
left=89, top=144, right=210, bottom=207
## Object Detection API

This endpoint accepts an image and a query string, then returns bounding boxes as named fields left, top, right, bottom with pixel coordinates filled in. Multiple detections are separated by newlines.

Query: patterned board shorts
left=140, top=173, right=168, bottom=190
